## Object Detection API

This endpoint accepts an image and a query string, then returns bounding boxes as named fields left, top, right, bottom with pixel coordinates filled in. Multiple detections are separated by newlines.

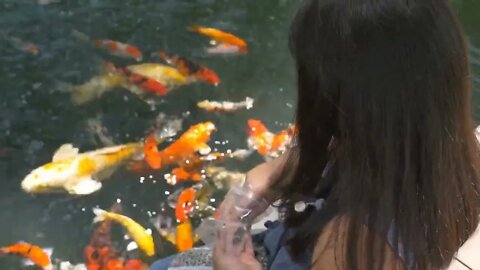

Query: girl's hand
left=213, top=225, right=262, bottom=270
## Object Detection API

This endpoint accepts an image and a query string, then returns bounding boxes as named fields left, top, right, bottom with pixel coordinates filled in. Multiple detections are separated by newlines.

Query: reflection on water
left=0, top=0, right=479, bottom=269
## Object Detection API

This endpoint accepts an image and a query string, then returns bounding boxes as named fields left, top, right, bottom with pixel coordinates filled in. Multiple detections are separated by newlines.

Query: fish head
left=247, top=119, right=268, bottom=137
left=21, top=162, right=73, bottom=193
left=194, top=68, right=220, bottom=86
left=190, top=122, right=216, bottom=142
left=196, top=100, right=210, bottom=110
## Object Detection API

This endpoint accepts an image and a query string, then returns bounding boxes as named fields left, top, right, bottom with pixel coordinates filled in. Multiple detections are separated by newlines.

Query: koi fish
left=197, top=97, right=254, bottom=112
left=188, top=25, right=247, bottom=54
left=21, top=142, right=143, bottom=195
left=70, top=62, right=168, bottom=105
left=92, top=208, right=155, bottom=257
left=207, top=43, right=244, bottom=55
left=72, top=30, right=142, bottom=61
left=153, top=51, right=220, bottom=85
left=0, top=242, right=52, bottom=270
left=144, top=122, right=216, bottom=170
left=174, top=188, right=196, bottom=223
left=247, top=119, right=295, bottom=159
left=164, top=149, right=252, bottom=184
left=1, top=33, right=39, bottom=55
left=153, top=215, right=196, bottom=252
left=70, top=71, right=126, bottom=105
left=126, top=63, right=189, bottom=90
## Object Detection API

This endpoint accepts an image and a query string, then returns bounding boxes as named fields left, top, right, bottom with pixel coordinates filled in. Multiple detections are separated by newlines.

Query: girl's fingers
left=215, top=226, right=226, bottom=255
left=244, top=234, right=254, bottom=257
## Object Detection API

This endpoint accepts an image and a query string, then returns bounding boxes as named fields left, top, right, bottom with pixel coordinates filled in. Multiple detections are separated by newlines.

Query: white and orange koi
left=21, top=143, right=143, bottom=195
left=72, top=30, right=142, bottom=61
left=197, top=97, right=254, bottom=112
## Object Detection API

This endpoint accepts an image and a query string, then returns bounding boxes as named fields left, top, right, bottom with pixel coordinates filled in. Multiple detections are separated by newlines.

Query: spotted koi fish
left=72, top=30, right=142, bottom=61
left=153, top=51, right=220, bottom=85
left=21, top=143, right=143, bottom=195
left=247, top=119, right=296, bottom=159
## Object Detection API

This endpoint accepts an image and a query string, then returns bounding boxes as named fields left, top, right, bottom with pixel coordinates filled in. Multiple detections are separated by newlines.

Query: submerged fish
left=21, top=143, right=143, bottom=195
left=144, top=122, right=216, bottom=171
left=188, top=25, right=247, bottom=54
left=70, top=71, right=126, bottom=105
left=153, top=51, right=220, bottom=85
left=1, top=33, right=39, bottom=55
left=197, top=97, right=254, bottom=112
left=92, top=208, right=155, bottom=257
left=72, top=30, right=142, bottom=61
left=247, top=119, right=295, bottom=159
left=0, top=242, right=53, bottom=270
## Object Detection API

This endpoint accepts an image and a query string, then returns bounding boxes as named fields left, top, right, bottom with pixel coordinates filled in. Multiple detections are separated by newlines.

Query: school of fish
left=4, top=20, right=297, bottom=269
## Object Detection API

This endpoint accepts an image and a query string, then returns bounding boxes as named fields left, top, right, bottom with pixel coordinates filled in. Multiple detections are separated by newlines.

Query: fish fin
left=53, top=80, right=74, bottom=93
left=245, top=97, right=254, bottom=109
left=126, top=241, right=138, bottom=251
left=71, top=29, right=91, bottom=43
left=197, top=144, right=212, bottom=155
left=230, top=149, right=253, bottom=160
left=65, top=178, right=102, bottom=195
left=92, top=207, right=107, bottom=223
left=52, top=144, right=79, bottom=162
left=94, top=166, right=117, bottom=181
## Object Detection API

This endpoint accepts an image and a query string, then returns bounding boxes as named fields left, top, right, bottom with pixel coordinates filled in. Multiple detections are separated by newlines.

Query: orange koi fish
left=0, top=242, right=52, bottom=269
left=151, top=213, right=197, bottom=252
left=175, top=188, right=196, bottom=223
left=197, top=97, right=254, bottom=112
left=72, top=30, right=142, bottom=61
left=188, top=25, right=247, bottom=54
left=144, top=122, right=216, bottom=170
left=153, top=51, right=220, bottom=85
left=247, top=119, right=295, bottom=158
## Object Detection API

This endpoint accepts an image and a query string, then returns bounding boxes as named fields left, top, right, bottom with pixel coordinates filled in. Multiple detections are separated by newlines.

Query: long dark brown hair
left=275, top=0, right=480, bottom=269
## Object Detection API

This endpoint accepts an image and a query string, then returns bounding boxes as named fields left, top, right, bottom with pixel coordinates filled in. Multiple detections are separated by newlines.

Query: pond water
left=0, top=0, right=479, bottom=269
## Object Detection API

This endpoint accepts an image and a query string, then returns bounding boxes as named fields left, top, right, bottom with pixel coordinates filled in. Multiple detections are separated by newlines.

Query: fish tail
left=187, top=24, right=201, bottom=33
left=71, top=73, right=122, bottom=105
left=92, top=207, right=108, bottom=223
left=245, top=97, right=254, bottom=109
left=71, top=83, right=100, bottom=105
left=71, top=29, right=91, bottom=43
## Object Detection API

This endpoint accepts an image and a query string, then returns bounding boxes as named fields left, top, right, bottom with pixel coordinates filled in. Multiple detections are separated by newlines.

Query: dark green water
left=0, top=0, right=479, bottom=268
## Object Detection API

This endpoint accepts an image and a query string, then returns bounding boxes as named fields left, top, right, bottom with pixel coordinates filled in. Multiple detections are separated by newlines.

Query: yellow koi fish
left=92, top=208, right=155, bottom=256
left=21, top=143, right=142, bottom=195
left=126, top=63, right=189, bottom=89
